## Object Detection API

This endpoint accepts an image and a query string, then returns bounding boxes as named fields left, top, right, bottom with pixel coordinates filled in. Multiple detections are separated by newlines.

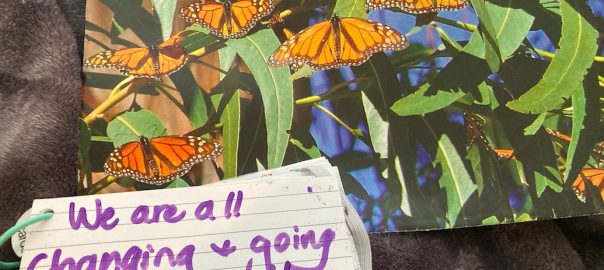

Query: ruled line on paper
left=23, top=221, right=347, bottom=251
left=30, top=205, right=344, bottom=233
left=22, top=238, right=351, bottom=268
left=40, top=190, right=341, bottom=215
left=20, top=255, right=355, bottom=270
left=20, top=166, right=360, bottom=270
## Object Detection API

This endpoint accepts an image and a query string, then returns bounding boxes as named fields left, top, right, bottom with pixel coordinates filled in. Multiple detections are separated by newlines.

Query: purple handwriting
left=194, top=200, right=216, bottom=221
left=68, top=191, right=246, bottom=231
left=53, top=191, right=340, bottom=269
left=27, top=244, right=195, bottom=270
left=246, top=227, right=336, bottom=270
left=224, top=191, right=243, bottom=219
left=211, top=240, right=237, bottom=257
left=69, top=199, right=119, bottom=231
left=131, top=204, right=186, bottom=224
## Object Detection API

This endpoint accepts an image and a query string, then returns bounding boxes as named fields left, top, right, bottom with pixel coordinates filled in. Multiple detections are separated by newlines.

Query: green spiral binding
left=0, top=211, right=54, bottom=269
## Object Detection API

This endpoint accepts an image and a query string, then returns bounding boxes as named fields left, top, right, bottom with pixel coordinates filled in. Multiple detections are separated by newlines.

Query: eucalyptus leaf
left=220, top=89, right=241, bottom=179
left=469, top=0, right=502, bottom=71
left=506, top=0, right=598, bottom=113
left=106, top=109, right=166, bottom=147
left=436, top=134, right=477, bottom=227
left=165, top=178, right=190, bottom=189
left=333, top=0, right=368, bottom=18
left=486, top=0, right=535, bottom=59
left=564, top=71, right=600, bottom=184
left=523, top=113, right=547, bottom=136
left=226, top=29, right=294, bottom=168
left=151, top=0, right=177, bottom=41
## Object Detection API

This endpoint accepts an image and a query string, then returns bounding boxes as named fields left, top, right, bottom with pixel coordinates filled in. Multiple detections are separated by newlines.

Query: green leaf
left=169, top=67, right=210, bottom=129
left=436, top=134, right=477, bottom=227
left=466, top=142, right=498, bottom=197
left=106, top=109, right=166, bottom=147
left=516, top=131, right=563, bottom=196
left=506, top=0, right=598, bottom=114
left=391, top=51, right=490, bottom=116
left=353, top=53, right=400, bottom=158
left=101, top=0, right=163, bottom=45
left=482, top=216, right=504, bottom=225
left=79, top=119, right=93, bottom=188
left=290, top=65, right=314, bottom=80
left=393, top=156, right=412, bottom=216
left=219, top=46, right=238, bottom=79
left=333, top=0, right=367, bottom=18
left=226, top=29, right=294, bottom=168
left=151, top=0, right=177, bottom=41
left=564, top=71, right=600, bottom=184
left=523, top=113, right=547, bottom=136
left=361, top=93, right=389, bottom=158
left=486, top=0, right=535, bottom=59
left=289, top=138, right=321, bottom=159
left=220, top=89, right=241, bottom=179
left=513, top=213, right=534, bottom=222
left=165, top=178, right=190, bottom=189
left=182, top=26, right=220, bottom=53
left=469, top=0, right=502, bottom=71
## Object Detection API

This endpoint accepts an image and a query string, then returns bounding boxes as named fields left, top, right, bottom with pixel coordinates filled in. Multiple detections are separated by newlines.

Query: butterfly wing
left=85, top=47, right=156, bottom=77
left=227, top=0, right=274, bottom=38
left=181, top=0, right=273, bottom=39
left=402, top=0, right=468, bottom=14
left=85, top=36, right=187, bottom=78
left=435, top=0, right=469, bottom=11
left=181, top=0, right=227, bottom=38
left=104, top=141, right=156, bottom=183
left=337, top=18, right=408, bottom=67
left=146, top=136, right=223, bottom=185
left=573, top=169, right=604, bottom=202
left=156, top=36, right=189, bottom=77
left=268, top=21, right=333, bottom=71
left=366, top=0, right=405, bottom=9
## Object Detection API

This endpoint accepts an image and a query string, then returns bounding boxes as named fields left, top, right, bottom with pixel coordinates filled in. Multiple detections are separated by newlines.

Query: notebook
left=19, top=159, right=370, bottom=270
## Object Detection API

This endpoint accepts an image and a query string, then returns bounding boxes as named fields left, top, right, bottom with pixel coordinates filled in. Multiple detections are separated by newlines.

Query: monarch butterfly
left=464, top=113, right=516, bottom=160
left=84, top=35, right=188, bottom=79
left=572, top=168, right=604, bottom=202
left=180, top=0, right=274, bottom=39
left=104, top=136, right=222, bottom=185
left=545, top=128, right=572, bottom=142
left=268, top=15, right=408, bottom=71
left=494, top=149, right=516, bottom=160
left=366, top=0, right=469, bottom=14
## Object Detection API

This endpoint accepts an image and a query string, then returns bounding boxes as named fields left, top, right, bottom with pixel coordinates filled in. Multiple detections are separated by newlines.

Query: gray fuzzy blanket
left=0, top=0, right=603, bottom=269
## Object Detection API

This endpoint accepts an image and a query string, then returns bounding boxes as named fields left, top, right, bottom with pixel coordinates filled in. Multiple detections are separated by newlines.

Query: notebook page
left=20, top=176, right=358, bottom=270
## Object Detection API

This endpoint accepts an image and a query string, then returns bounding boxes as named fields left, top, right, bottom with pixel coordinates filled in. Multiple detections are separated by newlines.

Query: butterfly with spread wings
left=366, top=0, right=469, bottom=14
left=268, top=15, right=408, bottom=71
left=84, top=35, right=188, bottom=79
left=180, top=0, right=274, bottom=39
left=104, top=136, right=222, bottom=185
left=573, top=168, right=604, bottom=203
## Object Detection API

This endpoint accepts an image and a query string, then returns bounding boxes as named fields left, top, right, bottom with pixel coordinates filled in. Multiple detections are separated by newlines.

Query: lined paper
left=19, top=174, right=358, bottom=270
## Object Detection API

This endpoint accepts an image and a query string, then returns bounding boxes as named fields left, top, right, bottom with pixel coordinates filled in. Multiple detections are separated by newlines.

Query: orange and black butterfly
left=268, top=15, right=408, bottom=71
left=464, top=113, right=516, bottom=160
left=366, top=0, right=469, bottom=14
left=180, top=0, right=274, bottom=39
left=84, top=35, right=188, bottom=79
left=104, top=136, right=222, bottom=185
left=572, top=168, right=604, bottom=202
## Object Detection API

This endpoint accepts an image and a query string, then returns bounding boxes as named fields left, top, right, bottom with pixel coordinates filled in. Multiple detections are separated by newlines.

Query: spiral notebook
left=80, top=0, right=604, bottom=234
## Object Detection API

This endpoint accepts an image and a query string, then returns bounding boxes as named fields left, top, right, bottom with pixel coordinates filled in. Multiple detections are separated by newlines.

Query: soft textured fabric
left=0, top=0, right=602, bottom=269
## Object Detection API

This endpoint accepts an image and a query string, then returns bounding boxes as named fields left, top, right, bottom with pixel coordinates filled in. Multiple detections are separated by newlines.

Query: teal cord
left=0, top=212, right=54, bottom=269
